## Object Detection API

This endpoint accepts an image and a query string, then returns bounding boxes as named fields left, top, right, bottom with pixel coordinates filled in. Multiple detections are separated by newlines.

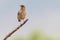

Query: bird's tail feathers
left=18, top=20, right=21, bottom=22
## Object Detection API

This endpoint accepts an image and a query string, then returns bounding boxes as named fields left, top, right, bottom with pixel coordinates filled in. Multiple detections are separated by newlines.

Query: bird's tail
left=18, top=20, right=21, bottom=22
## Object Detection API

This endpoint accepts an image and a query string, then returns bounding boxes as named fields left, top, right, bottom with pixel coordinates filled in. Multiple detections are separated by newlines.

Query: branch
left=3, top=19, right=28, bottom=40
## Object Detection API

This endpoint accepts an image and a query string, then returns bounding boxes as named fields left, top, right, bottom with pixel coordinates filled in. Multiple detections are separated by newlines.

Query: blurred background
left=0, top=0, right=60, bottom=40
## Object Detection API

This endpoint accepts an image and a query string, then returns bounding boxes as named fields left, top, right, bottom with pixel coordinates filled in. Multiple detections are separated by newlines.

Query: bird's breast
left=18, top=11, right=26, bottom=20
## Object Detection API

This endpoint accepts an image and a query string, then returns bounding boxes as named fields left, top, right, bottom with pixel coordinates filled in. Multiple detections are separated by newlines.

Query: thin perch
left=3, top=19, right=28, bottom=40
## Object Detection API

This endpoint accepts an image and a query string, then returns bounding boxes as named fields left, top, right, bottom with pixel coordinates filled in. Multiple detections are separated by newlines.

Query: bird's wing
left=18, top=12, right=20, bottom=15
left=18, top=11, right=22, bottom=15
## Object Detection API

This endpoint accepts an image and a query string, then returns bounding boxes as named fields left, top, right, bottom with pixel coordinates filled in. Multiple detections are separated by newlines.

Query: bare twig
left=3, top=19, right=28, bottom=40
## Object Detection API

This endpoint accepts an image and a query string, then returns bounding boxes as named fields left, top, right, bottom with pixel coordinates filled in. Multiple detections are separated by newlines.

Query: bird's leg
left=21, top=20, right=24, bottom=24
left=18, top=21, right=22, bottom=25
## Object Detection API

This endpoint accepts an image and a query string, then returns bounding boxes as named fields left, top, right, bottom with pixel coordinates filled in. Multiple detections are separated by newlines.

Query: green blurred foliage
left=28, top=31, right=42, bottom=40
left=10, top=30, right=60, bottom=40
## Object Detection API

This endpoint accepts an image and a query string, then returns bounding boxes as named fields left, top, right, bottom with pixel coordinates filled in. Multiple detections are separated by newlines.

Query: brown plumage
left=17, top=5, right=27, bottom=22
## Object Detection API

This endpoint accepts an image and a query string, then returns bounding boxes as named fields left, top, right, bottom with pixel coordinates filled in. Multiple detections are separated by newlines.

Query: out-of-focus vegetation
left=10, top=30, right=60, bottom=40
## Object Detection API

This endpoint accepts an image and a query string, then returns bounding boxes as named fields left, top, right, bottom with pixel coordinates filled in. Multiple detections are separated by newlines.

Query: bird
left=17, top=5, right=27, bottom=22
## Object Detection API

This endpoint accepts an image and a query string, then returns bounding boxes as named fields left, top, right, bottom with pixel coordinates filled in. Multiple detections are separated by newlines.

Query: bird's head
left=20, top=5, right=25, bottom=7
left=20, top=5, right=25, bottom=10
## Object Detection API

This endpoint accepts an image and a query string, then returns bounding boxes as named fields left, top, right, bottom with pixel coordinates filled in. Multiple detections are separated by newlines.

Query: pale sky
left=0, top=0, right=60, bottom=40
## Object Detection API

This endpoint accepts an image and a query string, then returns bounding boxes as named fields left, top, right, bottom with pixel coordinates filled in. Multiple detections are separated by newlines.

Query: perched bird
left=17, top=5, right=27, bottom=22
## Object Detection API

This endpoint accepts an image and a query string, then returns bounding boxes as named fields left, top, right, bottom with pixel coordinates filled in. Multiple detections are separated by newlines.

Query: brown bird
left=17, top=5, right=27, bottom=22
